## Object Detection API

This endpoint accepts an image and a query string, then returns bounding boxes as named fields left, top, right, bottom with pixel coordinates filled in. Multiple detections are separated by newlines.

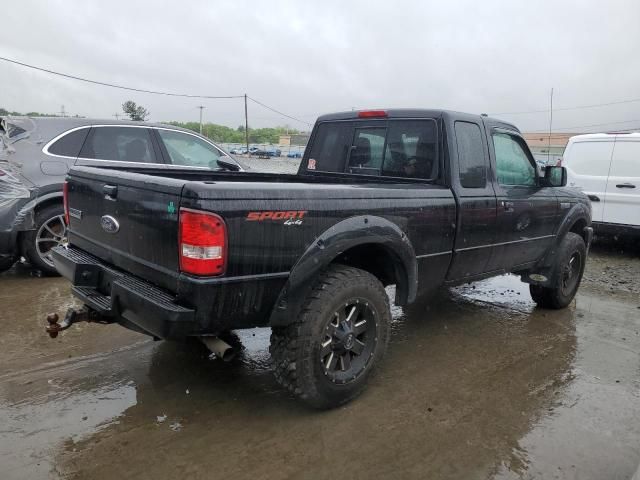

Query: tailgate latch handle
left=103, top=184, right=118, bottom=199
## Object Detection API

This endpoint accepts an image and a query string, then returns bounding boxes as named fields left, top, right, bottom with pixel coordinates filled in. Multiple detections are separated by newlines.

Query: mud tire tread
left=269, top=264, right=390, bottom=409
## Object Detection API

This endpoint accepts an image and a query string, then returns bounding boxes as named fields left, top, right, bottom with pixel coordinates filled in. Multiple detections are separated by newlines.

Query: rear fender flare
left=269, top=215, right=417, bottom=326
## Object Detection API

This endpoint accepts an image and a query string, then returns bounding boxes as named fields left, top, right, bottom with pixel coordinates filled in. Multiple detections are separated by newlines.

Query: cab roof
left=316, top=108, right=519, bottom=132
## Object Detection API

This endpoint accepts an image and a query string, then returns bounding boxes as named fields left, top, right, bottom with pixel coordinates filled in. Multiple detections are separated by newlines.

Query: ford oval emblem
left=100, top=215, right=120, bottom=234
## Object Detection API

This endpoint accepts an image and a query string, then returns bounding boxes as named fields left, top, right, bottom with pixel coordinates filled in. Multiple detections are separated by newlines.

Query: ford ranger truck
left=47, top=109, right=593, bottom=408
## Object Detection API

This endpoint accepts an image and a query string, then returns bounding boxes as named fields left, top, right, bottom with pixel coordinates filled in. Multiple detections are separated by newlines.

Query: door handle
left=103, top=184, right=118, bottom=199
left=501, top=201, right=515, bottom=212
left=615, top=183, right=636, bottom=189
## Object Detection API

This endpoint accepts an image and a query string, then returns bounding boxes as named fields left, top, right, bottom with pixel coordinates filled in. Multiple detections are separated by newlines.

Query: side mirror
left=541, top=165, right=567, bottom=187
left=213, top=156, right=241, bottom=172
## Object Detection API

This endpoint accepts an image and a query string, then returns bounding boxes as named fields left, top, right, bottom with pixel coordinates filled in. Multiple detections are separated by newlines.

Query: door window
left=492, top=132, right=536, bottom=186
left=565, top=141, right=614, bottom=176
left=80, top=127, right=155, bottom=163
left=455, top=121, right=486, bottom=188
left=609, top=141, right=640, bottom=177
left=157, top=129, right=222, bottom=168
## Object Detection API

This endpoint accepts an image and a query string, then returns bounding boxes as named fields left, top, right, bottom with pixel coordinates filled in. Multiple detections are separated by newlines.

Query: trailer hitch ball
left=46, top=312, right=61, bottom=338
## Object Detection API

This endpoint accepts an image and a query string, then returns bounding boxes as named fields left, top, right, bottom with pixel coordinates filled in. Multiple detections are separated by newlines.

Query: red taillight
left=63, top=181, right=70, bottom=225
left=357, top=110, right=388, bottom=118
left=179, top=208, right=227, bottom=276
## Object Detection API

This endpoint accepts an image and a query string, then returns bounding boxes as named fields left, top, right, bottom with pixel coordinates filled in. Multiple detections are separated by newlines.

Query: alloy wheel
left=35, top=214, right=67, bottom=268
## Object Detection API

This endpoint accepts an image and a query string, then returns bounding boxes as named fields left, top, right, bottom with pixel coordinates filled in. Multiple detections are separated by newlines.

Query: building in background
left=523, top=132, right=579, bottom=165
left=279, top=133, right=310, bottom=146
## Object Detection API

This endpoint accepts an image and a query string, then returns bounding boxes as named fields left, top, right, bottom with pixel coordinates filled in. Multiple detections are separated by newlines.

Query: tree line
left=1, top=102, right=304, bottom=144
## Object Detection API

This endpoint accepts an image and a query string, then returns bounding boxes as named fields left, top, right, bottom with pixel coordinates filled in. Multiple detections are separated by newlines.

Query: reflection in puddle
left=6, top=274, right=637, bottom=480
left=1, top=378, right=137, bottom=479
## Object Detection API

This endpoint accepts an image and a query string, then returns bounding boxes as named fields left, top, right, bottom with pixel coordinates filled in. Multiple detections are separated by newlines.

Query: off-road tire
left=270, top=265, right=391, bottom=409
left=530, top=232, right=586, bottom=309
left=22, top=203, right=66, bottom=275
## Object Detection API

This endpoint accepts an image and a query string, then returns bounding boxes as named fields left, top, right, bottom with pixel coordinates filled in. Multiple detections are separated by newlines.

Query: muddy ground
left=0, top=237, right=638, bottom=480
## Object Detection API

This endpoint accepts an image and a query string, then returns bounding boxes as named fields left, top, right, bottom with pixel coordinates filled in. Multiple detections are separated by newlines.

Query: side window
left=157, top=129, right=222, bottom=168
left=80, top=127, right=155, bottom=163
left=565, top=141, right=614, bottom=176
left=347, top=128, right=386, bottom=175
left=48, top=128, right=90, bottom=157
left=455, top=121, right=486, bottom=188
left=492, top=132, right=536, bottom=186
left=306, top=122, right=353, bottom=172
left=381, top=120, right=438, bottom=179
left=608, top=141, right=639, bottom=177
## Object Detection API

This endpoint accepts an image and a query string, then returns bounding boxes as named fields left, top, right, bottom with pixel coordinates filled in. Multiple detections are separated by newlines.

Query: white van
left=563, top=133, right=640, bottom=236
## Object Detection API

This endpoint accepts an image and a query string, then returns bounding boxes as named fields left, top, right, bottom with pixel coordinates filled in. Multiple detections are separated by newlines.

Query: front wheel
left=270, top=265, right=391, bottom=409
left=530, top=232, right=586, bottom=309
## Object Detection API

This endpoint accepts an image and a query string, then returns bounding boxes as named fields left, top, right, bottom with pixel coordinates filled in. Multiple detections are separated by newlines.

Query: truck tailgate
left=66, top=167, right=187, bottom=291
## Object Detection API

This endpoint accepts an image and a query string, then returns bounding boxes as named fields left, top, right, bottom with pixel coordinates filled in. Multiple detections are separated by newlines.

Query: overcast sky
left=2, top=0, right=639, bottom=132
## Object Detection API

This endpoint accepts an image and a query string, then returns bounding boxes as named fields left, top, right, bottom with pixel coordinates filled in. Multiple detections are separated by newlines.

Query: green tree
left=122, top=101, right=149, bottom=121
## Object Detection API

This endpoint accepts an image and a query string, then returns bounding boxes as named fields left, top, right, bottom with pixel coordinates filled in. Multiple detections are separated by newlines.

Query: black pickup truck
left=49, top=109, right=593, bottom=408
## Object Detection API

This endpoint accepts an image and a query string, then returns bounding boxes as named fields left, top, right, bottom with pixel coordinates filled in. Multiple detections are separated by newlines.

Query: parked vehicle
left=563, top=132, right=640, bottom=237
left=229, top=147, right=248, bottom=155
left=49, top=109, right=592, bottom=408
left=287, top=151, right=303, bottom=158
left=0, top=117, right=243, bottom=274
left=252, top=147, right=281, bottom=158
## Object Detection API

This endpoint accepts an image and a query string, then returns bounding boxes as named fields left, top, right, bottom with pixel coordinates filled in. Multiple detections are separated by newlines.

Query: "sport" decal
left=246, top=210, right=307, bottom=225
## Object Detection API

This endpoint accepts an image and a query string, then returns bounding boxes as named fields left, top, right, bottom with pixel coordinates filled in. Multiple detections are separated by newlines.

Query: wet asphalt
left=0, top=241, right=639, bottom=480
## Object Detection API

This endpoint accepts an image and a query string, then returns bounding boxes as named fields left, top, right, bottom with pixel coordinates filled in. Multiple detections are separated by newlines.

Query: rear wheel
left=530, top=232, right=586, bottom=309
left=270, top=265, right=391, bottom=409
left=22, top=204, right=67, bottom=275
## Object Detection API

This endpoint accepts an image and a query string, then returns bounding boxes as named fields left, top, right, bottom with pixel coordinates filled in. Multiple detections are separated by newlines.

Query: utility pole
left=59, top=105, right=66, bottom=117
left=244, top=94, right=249, bottom=153
left=113, top=112, right=120, bottom=120
left=197, top=106, right=205, bottom=134
left=547, top=88, right=554, bottom=163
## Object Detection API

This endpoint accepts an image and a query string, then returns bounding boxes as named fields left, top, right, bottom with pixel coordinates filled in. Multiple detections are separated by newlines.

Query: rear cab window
left=305, top=119, right=438, bottom=180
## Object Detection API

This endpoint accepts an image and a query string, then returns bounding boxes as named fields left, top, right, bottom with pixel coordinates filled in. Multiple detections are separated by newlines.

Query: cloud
left=1, top=0, right=639, bottom=132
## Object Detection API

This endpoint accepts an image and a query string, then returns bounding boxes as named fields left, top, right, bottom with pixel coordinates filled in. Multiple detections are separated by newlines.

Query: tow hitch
left=45, top=307, right=113, bottom=338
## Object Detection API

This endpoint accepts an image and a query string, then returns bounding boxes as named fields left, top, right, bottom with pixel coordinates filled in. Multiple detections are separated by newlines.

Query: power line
left=0, top=55, right=243, bottom=99
left=0, top=55, right=312, bottom=127
left=247, top=96, right=312, bottom=126
left=491, top=96, right=640, bottom=116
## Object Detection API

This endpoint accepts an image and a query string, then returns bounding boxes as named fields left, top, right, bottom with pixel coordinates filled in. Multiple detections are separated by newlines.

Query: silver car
left=0, top=117, right=243, bottom=274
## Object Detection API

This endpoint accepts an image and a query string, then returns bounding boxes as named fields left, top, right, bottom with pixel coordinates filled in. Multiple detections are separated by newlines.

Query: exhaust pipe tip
left=200, top=337, right=237, bottom=362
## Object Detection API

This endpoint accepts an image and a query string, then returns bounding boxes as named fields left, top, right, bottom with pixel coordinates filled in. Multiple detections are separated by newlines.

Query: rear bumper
left=52, top=245, right=196, bottom=340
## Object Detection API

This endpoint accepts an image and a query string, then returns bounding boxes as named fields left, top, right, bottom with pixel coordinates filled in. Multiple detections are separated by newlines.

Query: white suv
left=563, top=132, right=640, bottom=236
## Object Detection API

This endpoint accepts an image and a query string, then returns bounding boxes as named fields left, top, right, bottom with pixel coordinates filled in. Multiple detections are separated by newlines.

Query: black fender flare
left=525, top=202, right=591, bottom=286
left=553, top=202, right=591, bottom=248
left=269, top=215, right=417, bottom=326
